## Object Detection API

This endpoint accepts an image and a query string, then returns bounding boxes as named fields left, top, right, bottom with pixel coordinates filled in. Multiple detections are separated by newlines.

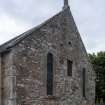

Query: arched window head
left=47, top=53, right=53, bottom=95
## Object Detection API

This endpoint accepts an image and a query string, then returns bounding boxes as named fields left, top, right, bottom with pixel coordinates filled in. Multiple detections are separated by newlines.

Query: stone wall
left=1, top=8, right=95, bottom=105
left=1, top=52, right=17, bottom=105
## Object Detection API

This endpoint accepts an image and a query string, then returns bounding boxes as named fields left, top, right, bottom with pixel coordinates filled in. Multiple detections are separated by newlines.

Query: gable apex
left=63, top=0, right=70, bottom=10
left=0, top=5, right=75, bottom=54
left=0, top=8, right=70, bottom=53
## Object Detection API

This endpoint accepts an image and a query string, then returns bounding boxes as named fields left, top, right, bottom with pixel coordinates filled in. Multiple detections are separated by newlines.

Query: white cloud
left=70, top=0, right=105, bottom=53
left=0, top=0, right=105, bottom=53
left=0, top=13, right=32, bottom=44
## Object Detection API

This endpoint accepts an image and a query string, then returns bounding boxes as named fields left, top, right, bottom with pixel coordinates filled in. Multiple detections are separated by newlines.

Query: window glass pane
left=83, top=68, right=86, bottom=98
left=47, top=53, right=53, bottom=95
left=67, top=60, right=72, bottom=76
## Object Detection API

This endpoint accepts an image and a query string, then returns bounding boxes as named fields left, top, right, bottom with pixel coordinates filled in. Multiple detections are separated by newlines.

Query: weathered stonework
left=0, top=1, right=95, bottom=105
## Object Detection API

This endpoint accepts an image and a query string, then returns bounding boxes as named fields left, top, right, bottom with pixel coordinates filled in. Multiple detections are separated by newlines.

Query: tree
left=89, top=51, right=105, bottom=103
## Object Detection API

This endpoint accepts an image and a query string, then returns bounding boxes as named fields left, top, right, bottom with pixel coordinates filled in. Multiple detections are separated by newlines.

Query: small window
left=67, top=60, right=73, bottom=76
left=82, top=68, right=86, bottom=98
left=47, top=53, right=53, bottom=95
left=68, top=41, right=72, bottom=45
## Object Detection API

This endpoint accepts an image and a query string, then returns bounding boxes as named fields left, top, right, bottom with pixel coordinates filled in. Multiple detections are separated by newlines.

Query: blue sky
left=0, top=0, right=105, bottom=53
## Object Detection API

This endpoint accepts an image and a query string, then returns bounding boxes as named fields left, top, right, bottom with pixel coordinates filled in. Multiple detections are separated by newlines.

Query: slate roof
left=0, top=8, right=67, bottom=53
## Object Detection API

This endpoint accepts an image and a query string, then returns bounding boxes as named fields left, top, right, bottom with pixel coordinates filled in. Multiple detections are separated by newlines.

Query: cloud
left=0, top=0, right=62, bottom=23
left=0, top=12, right=32, bottom=44
left=70, top=0, right=105, bottom=53
left=0, top=0, right=105, bottom=53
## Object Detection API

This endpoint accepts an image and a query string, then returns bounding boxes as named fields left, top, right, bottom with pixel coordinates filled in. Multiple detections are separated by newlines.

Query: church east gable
left=0, top=0, right=95, bottom=105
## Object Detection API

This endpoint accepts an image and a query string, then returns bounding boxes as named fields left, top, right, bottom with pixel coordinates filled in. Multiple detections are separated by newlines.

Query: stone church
left=0, top=0, right=95, bottom=105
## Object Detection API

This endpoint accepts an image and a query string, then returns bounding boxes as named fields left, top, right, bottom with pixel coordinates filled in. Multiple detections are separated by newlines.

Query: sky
left=0, top=0, right=105, bottom=53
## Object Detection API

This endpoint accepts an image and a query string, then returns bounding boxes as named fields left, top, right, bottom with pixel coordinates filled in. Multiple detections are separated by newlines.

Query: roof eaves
left=0, top=9, right=66, bottom=54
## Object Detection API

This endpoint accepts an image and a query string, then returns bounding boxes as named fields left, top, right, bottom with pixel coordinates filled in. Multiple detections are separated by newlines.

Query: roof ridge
left=0, top=8, right=70, bottom=53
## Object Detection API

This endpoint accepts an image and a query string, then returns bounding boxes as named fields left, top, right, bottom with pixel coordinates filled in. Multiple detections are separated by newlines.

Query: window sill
left=44, top=95, right=59, bottom=100
left=83, top=97, right=87, bottom=100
